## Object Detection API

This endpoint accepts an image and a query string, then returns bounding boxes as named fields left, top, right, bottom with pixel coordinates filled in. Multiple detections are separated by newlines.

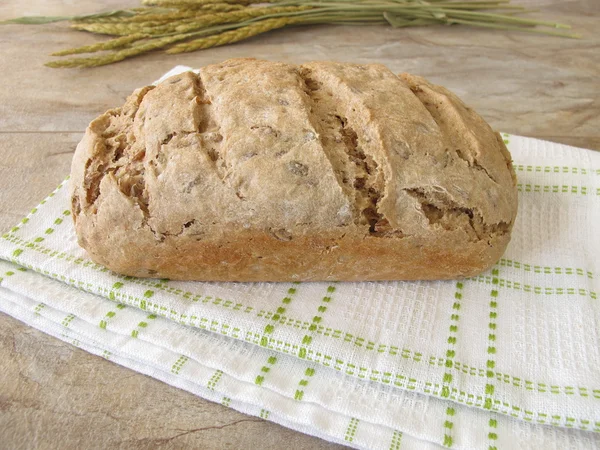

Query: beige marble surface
left=0, top=0, right=598, bottom=448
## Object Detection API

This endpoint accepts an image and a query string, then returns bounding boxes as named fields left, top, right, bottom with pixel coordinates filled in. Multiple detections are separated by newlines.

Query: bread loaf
left=70, top=58, right=518, bottom=281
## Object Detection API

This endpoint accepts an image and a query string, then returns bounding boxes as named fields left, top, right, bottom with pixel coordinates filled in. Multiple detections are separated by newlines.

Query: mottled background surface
left=0, top=0, right=598, bottom=448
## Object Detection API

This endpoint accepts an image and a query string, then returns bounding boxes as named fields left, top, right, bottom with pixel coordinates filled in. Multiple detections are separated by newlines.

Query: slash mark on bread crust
left=405, top=188, right=509, bottom=241
left=298, top=66, right=391, bottom=235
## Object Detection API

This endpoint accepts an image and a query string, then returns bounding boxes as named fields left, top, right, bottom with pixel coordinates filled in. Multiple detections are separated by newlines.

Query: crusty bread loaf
left=70, top=58, right=518, bottom=281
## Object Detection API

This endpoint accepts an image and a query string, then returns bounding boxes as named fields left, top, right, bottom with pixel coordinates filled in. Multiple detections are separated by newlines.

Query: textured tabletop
left=0, top=0, right=598, bottom=448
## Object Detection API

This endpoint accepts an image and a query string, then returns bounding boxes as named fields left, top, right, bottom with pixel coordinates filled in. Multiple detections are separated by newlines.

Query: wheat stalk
left=45, top=33, right=195, bottom=68
left=142, top=0, right=268, bottom=6
left=192, top=3, right=247, bottom=12
left=173, top=6, right=310, bottom=32
left=51, top=34, right=150, bottom=56
left=167, top=16, right=298, bottom=53
left=71, top=21, right=170, bottom=35
left=2, top=0, right=579, bottom=68
left=119, top=4, right=244, bottom=22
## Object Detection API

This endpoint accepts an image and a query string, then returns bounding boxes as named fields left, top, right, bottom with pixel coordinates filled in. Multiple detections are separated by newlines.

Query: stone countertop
left=0, top=0, right=598, bottom=448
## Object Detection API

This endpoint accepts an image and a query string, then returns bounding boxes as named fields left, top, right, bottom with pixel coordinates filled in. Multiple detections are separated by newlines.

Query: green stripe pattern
left=0, top=133, right=599, bottom=449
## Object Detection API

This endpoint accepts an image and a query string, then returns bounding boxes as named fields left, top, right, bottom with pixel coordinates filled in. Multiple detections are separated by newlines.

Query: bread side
left=71, top=58, right=517, bottom=281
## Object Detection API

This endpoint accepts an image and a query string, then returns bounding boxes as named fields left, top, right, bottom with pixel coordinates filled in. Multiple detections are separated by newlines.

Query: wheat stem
left=172, top=6, right=310, bottom=32
left=448, top=17, right=581, bottom=37
left=1, top=0, right=576, bottom=68
left=167, top=16, right=297, bottom=53
left=142, top=0, right=268, bottom=7
left=121, top=4, right=245, bottom=22
left=51, top=34, right=150, bottom=56
left=71, top=21, right=166, bottom=36
left=45, top=33, right=194, bottom=68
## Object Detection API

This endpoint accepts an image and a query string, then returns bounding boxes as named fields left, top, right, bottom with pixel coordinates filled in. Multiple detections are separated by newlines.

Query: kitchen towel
left=0, top=67, right=599, bottom=449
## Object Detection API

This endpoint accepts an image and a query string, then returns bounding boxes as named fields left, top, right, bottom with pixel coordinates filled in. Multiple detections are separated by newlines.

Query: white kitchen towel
left=0, top=67, right=599, bottom=448
left=1, top=257, right=598, bottom=450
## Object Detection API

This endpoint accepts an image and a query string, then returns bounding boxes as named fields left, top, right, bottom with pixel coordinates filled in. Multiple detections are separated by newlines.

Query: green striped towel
left=0, top=67, right=598, bottom=449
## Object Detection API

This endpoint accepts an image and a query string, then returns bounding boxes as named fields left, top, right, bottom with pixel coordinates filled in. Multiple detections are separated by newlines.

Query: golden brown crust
left=70, top=58, right=518, bottom=281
